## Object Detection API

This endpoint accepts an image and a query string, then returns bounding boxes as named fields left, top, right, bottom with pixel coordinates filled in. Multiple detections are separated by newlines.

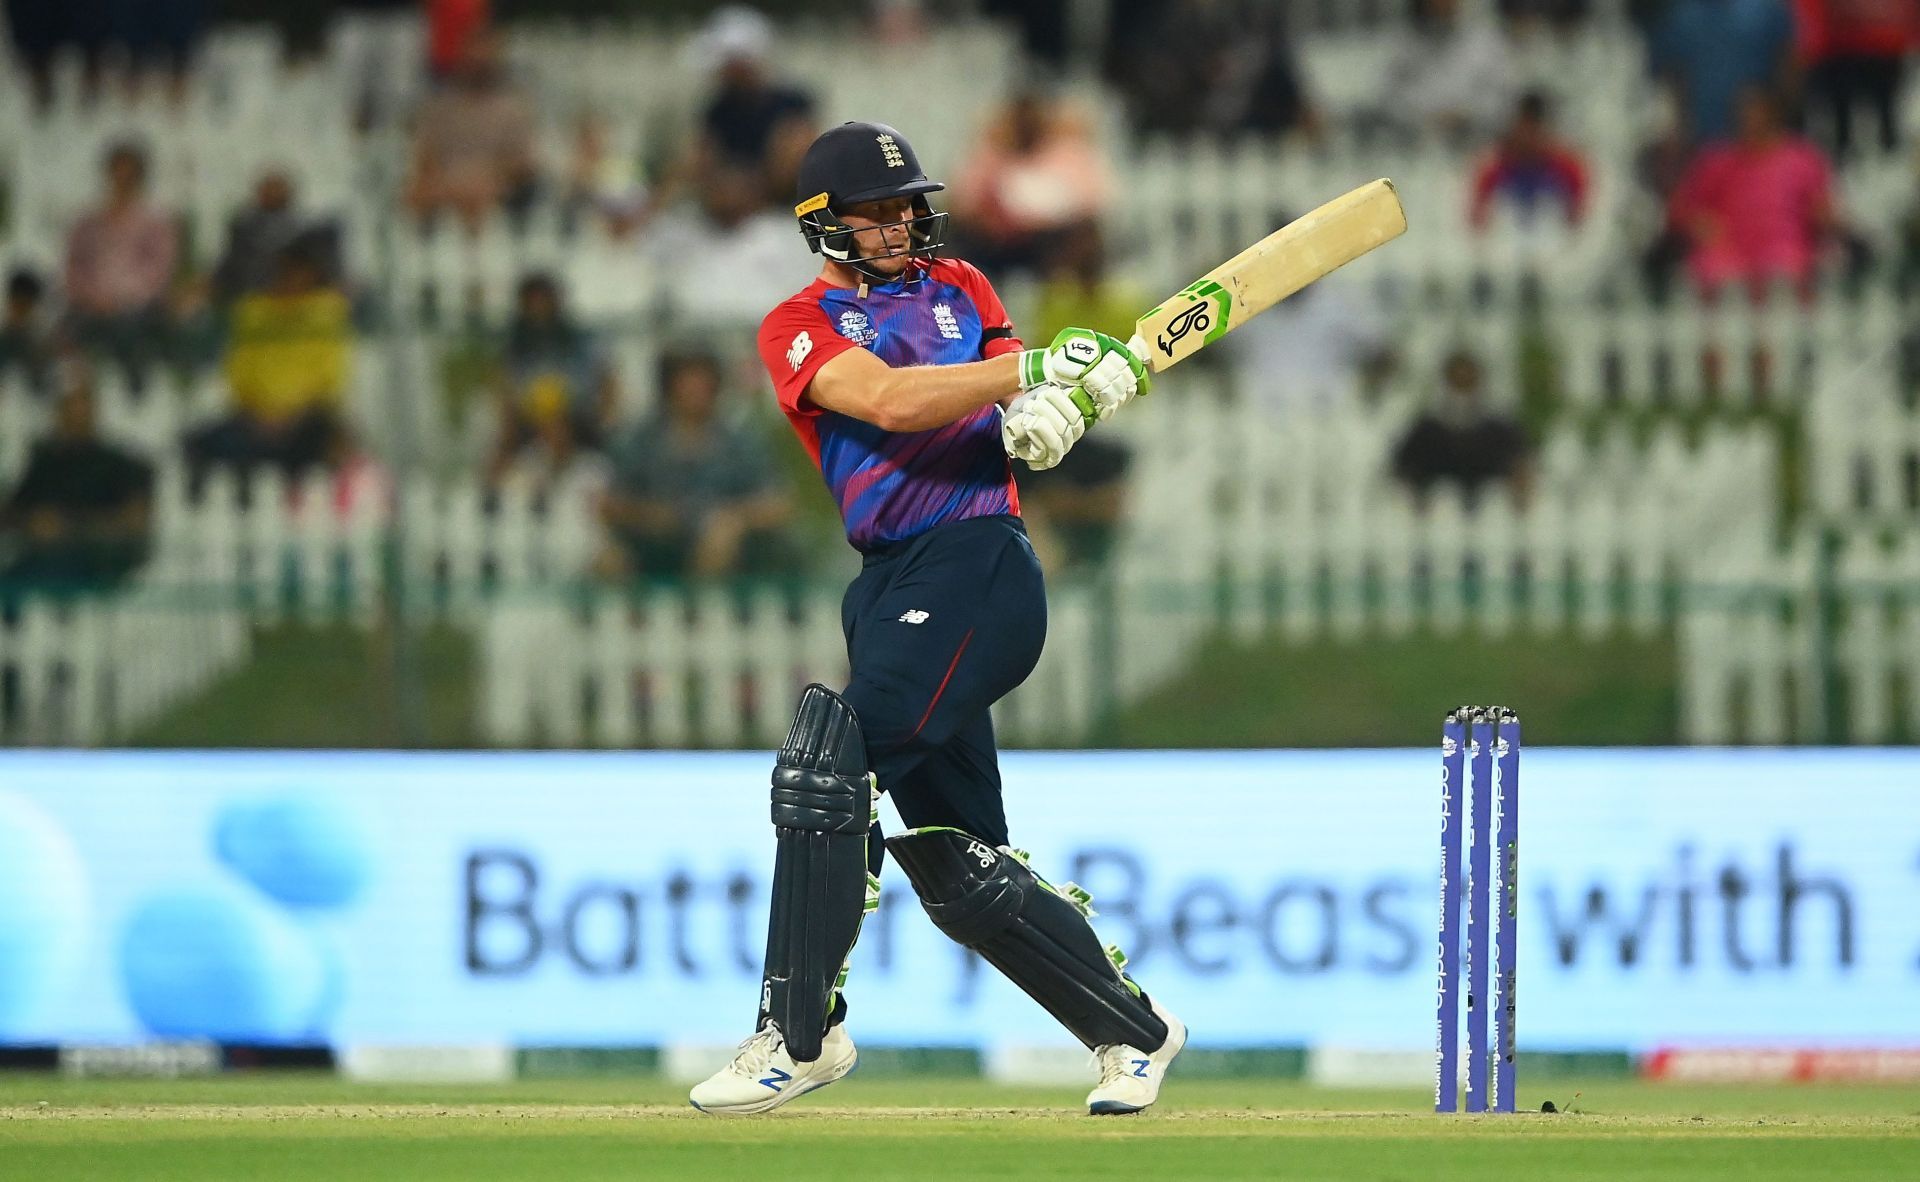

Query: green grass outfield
left=3, top=1074, right=1918, bottom=1181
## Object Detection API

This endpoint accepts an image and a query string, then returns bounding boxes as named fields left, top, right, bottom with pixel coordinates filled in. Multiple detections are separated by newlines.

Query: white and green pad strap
left=885, top=827, right=1167, bottom=1051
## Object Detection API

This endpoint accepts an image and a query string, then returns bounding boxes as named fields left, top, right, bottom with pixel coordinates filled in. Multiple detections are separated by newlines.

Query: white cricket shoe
left=688, top=1021, right=857, bottom=1115
left=1086, top=1000, right=1187, bottom=1115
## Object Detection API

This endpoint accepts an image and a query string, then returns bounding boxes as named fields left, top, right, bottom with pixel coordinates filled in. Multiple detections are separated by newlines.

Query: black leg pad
left=886, top=827, right=1167, bottom=1052
left=759, top=685, right=875, bottom=1062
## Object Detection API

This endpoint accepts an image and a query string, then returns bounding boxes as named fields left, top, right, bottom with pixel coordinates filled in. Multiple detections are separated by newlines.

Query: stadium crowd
left=1, top=0, right=1916, bottom=597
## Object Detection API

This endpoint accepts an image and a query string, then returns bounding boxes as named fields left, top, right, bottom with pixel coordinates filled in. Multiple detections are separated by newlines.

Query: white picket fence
left=468, top=370, right=1786, bottom=747
left=1554, top=290, right=1905, bottom=410
left=139, top=462, right=602, bottom=627
left=1110, top=372, right=1779, bottom=640
left=1805, top=357, right=1920, bottom=525
left=0, top=579, right=252, bottom=745
left=1680, top=527, right=1920, bottom=745
left=476, top=580, right=1103, bottom=749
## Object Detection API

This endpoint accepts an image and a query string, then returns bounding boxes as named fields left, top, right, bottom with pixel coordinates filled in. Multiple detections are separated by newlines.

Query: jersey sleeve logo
left=786, top=331, right=813, bottom=371
left=932, top=303, right=963, bottom=340
left=837, top=309, right=878, bottom=346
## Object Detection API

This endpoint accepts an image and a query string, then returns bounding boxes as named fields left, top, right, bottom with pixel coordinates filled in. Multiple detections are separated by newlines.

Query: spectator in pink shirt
left=405, top=30, right=539, bottom=234
left=950, top=91, right=1112, bottom=279
left=1669, top=89, right=1837, bottom=300
left=62, top=142, right=180, bottom=385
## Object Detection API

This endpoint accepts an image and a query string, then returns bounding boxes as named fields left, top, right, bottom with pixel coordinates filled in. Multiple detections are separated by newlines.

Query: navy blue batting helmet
left=793, top=121, right=949, bottom=281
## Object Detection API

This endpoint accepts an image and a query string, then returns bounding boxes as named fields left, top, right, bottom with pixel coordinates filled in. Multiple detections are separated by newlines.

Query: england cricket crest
left=1139, top=278, right=1232, bottom=367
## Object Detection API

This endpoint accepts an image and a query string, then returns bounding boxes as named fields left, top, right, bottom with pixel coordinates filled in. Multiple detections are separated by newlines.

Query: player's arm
left=810, top=331, right=1147, bottom=434
left=807, top=347, right=1022, bottom=434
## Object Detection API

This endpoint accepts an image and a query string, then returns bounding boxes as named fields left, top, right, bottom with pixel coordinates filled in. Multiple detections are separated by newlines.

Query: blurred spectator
left=4, top=0, right=106, bottom=110
left=643, top=164, right=818, bottom=332
left=1014, top=436, right=1132, bottom=574
left=210, top=171, right=344, bottom=306
left=62, top=142, right=179, bottom=386
left=1796, top=0, right=1920, bottom=160
left=4, top=0, right=203, bottom=109
left=1106, top=0, right=1318, bottom=140
left=426, top=0, right=490, bottom=80
left=1392, top=350, right=1531, bottom=507
left=111, top=0, right=206, bottom=105
left=1669, top=89, right=1837, bottom=298
left=486, top=274, right=617, bottom=488
left=0, top=366, right=153, bottom=592
left=1469, top=91, right=1591, bottom=230
left=1633, top=101, right=1699, bottom=298
left=1378, top=0, right=1517, bottom=145
left=1228, top=272, right=1394, bottom=415
left=599, top=351, right=794, bottom=581
left=872, top=0, right=932, bottom=47
left=185, top=244, right=351, bottom=487
left=1649, top=0, right=1794, bottom=144
left=338, top=0, right=424, bottom=131
left=0, top=270, right=59, bottom=397
left=659, top=6, right=818, bottom=210
left=561, top=112, right=649, bottom=238
left=1031, top=223, right=1145, bottom=348
left=952, top=92, right=1113, bottom=279
left=405, top=29, right=538, bottom=233
left=983, top=0, right=1070, bottom=65
left=1499, top=0, right=1593, bottom=33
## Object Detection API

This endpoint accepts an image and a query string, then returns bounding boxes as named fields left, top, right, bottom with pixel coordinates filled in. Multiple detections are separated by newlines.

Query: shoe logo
left=898, top=610, right=930, bottom=624
left=759, top=1067, right=792, bottom=1092
left=1132, top=1059, right=1151, bottom=1078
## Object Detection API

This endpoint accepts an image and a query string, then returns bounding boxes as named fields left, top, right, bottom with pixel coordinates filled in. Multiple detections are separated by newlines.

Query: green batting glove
left=1018, top=328, right=1150, bottom=423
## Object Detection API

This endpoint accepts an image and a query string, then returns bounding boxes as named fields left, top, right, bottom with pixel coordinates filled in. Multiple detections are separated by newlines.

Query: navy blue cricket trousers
left=838, top=514, right=1046, bottom=856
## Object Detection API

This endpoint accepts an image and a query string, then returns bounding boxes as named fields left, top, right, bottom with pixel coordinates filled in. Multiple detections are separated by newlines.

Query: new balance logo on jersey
left=877, top=134, right=905, bottom=168
left=786, top=332, right=813, bottom=371
left=932, top=303, right=963, bottom=340
left=897, top=610, right=929, bottom=624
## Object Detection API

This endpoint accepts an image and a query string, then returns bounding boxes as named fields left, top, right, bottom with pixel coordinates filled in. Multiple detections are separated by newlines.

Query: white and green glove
left=1019, top=328, right=1151, bottom=421
left=1002, top=381, right=1088, bottom=471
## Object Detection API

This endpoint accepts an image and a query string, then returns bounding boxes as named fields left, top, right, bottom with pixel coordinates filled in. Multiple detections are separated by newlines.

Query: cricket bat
left=1131, top=178, right=1406, bottom=372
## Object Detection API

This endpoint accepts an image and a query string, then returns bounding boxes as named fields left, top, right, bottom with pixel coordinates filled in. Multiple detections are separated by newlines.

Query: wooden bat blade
left=1133, top=178, right=1406, bottom=372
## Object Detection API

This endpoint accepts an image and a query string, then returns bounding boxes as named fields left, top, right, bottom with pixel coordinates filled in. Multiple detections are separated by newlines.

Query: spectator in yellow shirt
left=185, top=244, right=353, bottom=491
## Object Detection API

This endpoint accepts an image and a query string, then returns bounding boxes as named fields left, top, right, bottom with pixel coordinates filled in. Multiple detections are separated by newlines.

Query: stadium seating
left=3, top=9, right=1918, bottom=746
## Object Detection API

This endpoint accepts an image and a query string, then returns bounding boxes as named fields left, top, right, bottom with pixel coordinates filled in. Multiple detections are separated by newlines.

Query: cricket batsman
left=689, top=121, right=1186, bottom=1116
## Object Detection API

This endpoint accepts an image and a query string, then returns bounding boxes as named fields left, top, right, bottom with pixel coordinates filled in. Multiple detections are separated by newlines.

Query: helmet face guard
left=796, top=191, right=950, bottom=284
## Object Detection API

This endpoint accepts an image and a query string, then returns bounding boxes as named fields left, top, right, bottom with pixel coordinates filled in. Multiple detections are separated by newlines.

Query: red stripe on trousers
left=912, top=628, right=975, bottom=738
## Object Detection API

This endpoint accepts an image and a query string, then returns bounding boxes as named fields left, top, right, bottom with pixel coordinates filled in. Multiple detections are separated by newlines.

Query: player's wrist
left=1018, top=347, right=1048, bottom=390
